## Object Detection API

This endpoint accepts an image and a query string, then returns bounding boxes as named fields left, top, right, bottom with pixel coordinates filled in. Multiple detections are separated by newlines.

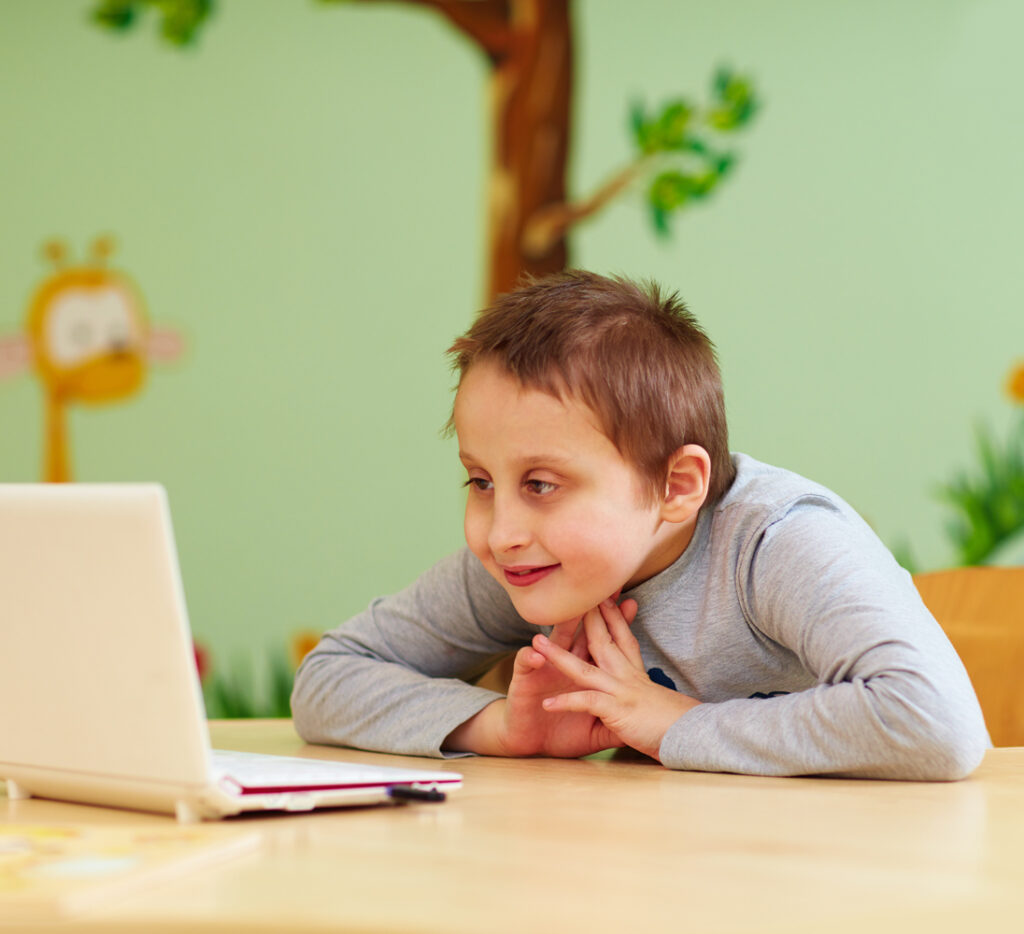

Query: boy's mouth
left=501, top=564, right=559, bottom=587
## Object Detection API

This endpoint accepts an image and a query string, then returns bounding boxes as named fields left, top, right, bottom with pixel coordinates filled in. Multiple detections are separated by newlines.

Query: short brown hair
left=447, top=270, right=736, bottom=505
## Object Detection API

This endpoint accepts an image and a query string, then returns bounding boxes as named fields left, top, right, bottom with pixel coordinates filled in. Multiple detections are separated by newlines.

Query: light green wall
left=2, top=0, right=1022, bottom=681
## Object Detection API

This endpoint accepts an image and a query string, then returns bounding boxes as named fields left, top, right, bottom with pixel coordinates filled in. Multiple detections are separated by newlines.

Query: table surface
left=3, top=720, right=1024, bottom=933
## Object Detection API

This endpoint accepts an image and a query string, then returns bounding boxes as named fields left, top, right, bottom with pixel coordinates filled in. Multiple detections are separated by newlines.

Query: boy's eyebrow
left=458, top=450, right=574, bottom=469
left=518, top=454, right=574, bottom=469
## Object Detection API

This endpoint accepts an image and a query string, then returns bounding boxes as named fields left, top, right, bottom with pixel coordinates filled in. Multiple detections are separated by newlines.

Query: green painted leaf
left=629, top=100, right=648, bottom=148
left=90, top=0, right=214, bottom=45
left=92, top=0, right=138, bottom=30
left=649, top=204, right=670, bottom=238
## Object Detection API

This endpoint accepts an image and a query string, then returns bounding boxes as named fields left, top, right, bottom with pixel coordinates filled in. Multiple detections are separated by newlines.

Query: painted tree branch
left=413, top=0, right=512, bottom=59
left=522, top=155, right=656, bottom=259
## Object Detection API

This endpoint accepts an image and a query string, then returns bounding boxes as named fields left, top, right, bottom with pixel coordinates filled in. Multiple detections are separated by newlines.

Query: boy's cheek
left=462, top=509, right=483, bottom=552
left=462, top=516, right=495, bottom=573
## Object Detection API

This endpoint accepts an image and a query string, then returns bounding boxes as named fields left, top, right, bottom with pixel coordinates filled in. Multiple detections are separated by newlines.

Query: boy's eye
left=525, top=479, right=558, bottom=495
left=463, top=477, right=493, bottom=492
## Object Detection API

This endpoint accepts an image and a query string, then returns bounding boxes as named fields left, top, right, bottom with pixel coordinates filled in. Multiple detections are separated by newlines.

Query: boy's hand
left=494, top=602, right=637, bottom=757
left=532, top=599, right=701, bottom=760
left=443, top=598, right=639, bottom=758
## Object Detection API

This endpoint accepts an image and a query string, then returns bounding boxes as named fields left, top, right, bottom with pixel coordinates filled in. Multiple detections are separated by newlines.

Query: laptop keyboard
left=209, top=748, right=457, bottom=793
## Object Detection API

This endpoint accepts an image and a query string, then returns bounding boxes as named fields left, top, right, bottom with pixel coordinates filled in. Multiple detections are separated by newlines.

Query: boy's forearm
left=442, top=698, right=507, bottom=755
left=656, top=681, right=988, bottom=780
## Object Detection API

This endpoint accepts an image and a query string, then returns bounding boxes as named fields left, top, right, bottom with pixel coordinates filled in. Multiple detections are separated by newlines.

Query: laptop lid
left=0, top=484, right=213, bottom=794
left=1, top=484, right=461, bottom=821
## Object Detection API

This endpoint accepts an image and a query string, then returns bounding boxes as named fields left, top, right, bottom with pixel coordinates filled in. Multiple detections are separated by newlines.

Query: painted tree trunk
left=484, top=0, right=572, bottom=300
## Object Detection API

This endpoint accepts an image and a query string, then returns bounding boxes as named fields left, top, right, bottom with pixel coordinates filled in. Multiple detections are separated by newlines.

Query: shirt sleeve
left=291, top=548, right=535, bottom=757
left=658, top=498, right=990, bottom=779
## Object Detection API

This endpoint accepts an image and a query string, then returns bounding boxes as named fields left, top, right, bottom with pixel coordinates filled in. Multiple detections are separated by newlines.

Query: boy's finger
left=582, top=603, right=618, bottom=663
left=570, top=626, right=591, bottom=660
left=532, top=632, right=614, bottom=692
left=511, top=643, right=546, bottom=676
left=542, top=690, right=614, bottom=722
left=583, top=601, right=640, bottom=675
left=602, top=601, right=644, bottom=670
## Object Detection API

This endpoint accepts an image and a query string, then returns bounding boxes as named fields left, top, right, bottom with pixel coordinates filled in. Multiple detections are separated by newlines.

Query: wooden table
left=3, top=720, right=1024, bottom=933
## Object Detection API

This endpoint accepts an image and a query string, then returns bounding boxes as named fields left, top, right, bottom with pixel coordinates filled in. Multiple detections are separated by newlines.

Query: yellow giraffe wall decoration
left=0, top=237, right=184, bottom=481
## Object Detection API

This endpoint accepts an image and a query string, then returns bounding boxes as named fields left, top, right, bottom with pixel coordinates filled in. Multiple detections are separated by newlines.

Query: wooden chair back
left=914, top=566, right=1024, bottom=747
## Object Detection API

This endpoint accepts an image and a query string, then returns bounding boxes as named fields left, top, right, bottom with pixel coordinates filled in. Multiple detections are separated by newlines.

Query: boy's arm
left=291, top=548, right=534, bottom=757
left=660, top=502, right=989, bottom=780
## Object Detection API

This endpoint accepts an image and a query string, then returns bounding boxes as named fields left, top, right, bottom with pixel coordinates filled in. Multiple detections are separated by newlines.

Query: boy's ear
left=660, top=445, right=711, bottom=523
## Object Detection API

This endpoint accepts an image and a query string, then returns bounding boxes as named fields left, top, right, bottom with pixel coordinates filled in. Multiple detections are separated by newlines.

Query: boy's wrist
left=641, top=696, right=702, bottom=761
left=442, top=698, right=507, bottom=756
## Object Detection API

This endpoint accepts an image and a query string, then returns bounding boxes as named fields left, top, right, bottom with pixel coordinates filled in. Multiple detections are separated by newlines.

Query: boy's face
left=453, top=359, right=691, bottom=628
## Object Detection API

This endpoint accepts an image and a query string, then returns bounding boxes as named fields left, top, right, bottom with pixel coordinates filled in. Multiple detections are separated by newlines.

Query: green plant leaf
left=713, top=66, right=734, bottom=99
left=648, top=171, right=694, bottom=211
left=631, top=65, right=759, bottom=240
left=935, top=413, right=1024, bottom=566
left=90, top=0, right=214, bottom=45
left=715, top=152, right=736, bottom=176
left=649, top=203, right=670, bottom=238
left=689, top=171, right=718, bottom=200
left=654, top=100, right=694, bottom=151
left=629, top=99, right=648, bottom=149
left=269, top=653, right=297, bottom=718
left=92, top=1, right=137, bottom=31
left=709, top=67, right=759, bottom=131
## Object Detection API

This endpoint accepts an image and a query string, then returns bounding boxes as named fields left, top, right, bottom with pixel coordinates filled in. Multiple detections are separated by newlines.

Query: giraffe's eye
left=69, top=318, right=94, bottom=349
left=45, top=287, right=141, bottom=366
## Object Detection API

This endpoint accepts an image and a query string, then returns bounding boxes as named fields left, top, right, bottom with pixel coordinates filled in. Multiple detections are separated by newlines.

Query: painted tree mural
left=91, top=0, right=758, bottom=300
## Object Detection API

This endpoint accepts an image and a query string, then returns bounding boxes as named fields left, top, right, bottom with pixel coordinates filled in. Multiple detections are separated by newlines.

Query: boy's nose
left=487, top=495, right=531, bottom=554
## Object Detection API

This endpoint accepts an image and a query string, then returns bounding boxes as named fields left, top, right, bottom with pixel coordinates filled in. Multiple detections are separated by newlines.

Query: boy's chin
left=507, top=596, right=592, bottom=630
left=493, top=571, right=623, bottom=628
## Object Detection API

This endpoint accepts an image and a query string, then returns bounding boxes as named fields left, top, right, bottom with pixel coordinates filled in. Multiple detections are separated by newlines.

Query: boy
left=292, top=271, right=988, bottom=779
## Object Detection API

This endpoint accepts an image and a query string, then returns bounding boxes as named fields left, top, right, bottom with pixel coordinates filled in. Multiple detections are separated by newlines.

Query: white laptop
left=0, top=483, right=461, bottom=822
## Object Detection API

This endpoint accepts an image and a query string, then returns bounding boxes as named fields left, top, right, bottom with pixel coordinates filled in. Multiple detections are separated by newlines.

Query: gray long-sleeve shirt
left=292, top=454, right=989, bottom=780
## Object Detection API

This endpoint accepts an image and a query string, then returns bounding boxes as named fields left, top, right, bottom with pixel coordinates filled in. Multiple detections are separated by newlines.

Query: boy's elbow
left=893, top=717, right=989, bottom=782
left=866, top=677, right=991, bottom=781
left=289, top=661, right=324, bottom=743
left=290, top=694, right=331, bottom=747
left=923, top=691, right=991, bottom=780
left=925, top=726, right=988, bottom=781
left=289, top=690, right=313, bottom=742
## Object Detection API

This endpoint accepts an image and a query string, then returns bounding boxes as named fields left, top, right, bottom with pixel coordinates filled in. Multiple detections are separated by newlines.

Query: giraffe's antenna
left=90, top=234, right=116, bottom=266
left=42, top=239, right=68, bottom=269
